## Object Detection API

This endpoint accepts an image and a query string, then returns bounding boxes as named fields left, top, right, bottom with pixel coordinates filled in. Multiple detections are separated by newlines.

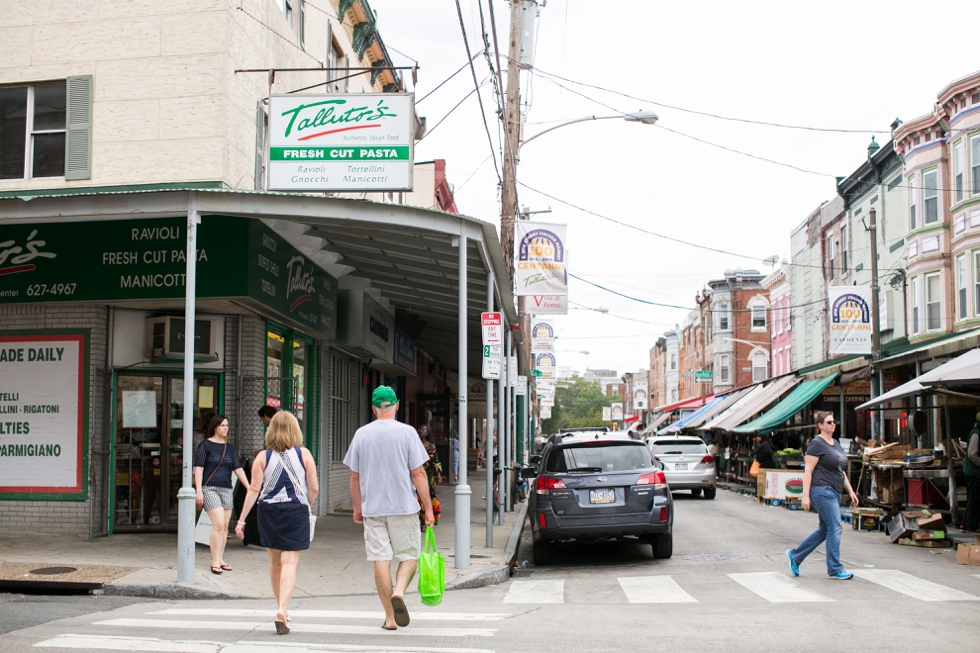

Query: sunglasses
left=823, top=420, right=836, bottom=425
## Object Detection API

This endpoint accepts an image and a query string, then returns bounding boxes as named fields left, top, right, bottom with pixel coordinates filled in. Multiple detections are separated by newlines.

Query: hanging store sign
left=529, top=295, right=568, bottom=315
left=829, top=286, right=872, bottom=355
left=0, top=331, right=89, bottom=501
left=515, top=222, right=567, bottom=296
left=392, top=329, right=417, bottom=375
left=633, top=380, right=648, bottom=409
left=267, top=93, right=415, bottom=192
left=530, top=318, right=555, bottom=352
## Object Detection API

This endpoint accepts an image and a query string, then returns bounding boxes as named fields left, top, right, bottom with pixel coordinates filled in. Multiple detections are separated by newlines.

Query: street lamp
left=519, top=111, right=659, bottom=153
left=557, top=349, right=590, bottom=355
left=721, top=336, right=770, bottom=350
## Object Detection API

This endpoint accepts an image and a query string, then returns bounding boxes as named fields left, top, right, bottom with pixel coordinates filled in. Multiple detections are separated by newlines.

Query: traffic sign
left=482, top=345, right=502, bottom=379
left=516, top=375, right=528, bottom=396
left=694, top=370, right=713, bottom=384
left=481, top=312, right=502, bottom=346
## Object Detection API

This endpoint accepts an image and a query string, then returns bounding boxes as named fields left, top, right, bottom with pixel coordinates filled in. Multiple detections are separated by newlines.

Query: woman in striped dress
left=236, top=411, right=318, bottom=635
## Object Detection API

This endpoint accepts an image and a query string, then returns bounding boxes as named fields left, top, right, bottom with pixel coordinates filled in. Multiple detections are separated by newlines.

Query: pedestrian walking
left=344, top=386, right=434, bottom=631
left=194, top=414, right=249, bottom=575
left=417, top=425, right=442, bottom=528
left=235, top=410, right=318, bottom=635
left=787, top=411, right=859, bottom=580
left=961, top=412, right=980, bottom=533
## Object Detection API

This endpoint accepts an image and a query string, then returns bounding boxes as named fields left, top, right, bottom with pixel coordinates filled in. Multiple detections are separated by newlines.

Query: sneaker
left=786, top=550, right=799, bottom=577
left=829, top=571, right=853, bottom=580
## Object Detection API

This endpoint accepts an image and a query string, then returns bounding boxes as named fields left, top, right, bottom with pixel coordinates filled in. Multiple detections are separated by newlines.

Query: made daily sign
left=267, top=93, right=415, bottom=192
left=0, top=332, right=89, bottom=500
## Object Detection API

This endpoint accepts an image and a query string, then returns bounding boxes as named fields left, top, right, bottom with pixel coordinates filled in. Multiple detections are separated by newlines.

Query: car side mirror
left=520, top=467, right=537, bottom=479
left=530, top=455, right=540, bottom=465
left=654, top=460, right=665, bottom=471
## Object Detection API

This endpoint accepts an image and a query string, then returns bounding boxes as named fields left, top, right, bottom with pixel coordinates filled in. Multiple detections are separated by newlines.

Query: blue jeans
left=789, top=485, right=844, bottom=575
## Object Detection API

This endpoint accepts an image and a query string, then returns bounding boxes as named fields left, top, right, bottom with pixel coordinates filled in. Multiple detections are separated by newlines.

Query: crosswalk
left=26, top=571, right=980, bottom=652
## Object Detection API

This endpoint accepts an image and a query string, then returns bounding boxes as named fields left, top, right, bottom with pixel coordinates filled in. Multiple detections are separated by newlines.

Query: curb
left=104, top=583, right=238, bottom=600
left=446, top=500, right=528, bottom=592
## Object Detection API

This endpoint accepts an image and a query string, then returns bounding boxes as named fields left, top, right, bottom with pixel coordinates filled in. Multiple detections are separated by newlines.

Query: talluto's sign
left=267, top=93, right=415, bottom=192
left=0, top=331, right=89, bottom=501
left=0, top=217, right=338, bottom=339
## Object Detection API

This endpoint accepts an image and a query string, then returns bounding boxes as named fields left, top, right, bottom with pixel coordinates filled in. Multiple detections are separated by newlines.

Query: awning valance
left=640, top=412, right=673, bottom=435
left=682, top=387, right=752, bottom=430
left=701, top=375, right=801, bottom=432
left=733, top=374, right=840, bottom=433
left=654, top=394, right=715, bottom=413
left=659, top=394, right=730, bottom=435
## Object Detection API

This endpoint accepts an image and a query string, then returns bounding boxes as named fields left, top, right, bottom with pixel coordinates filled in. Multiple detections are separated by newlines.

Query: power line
left=416, top=52, right=482, bottom=104
left=419, top=77, right=489, bottom=141
left=453, top=0, right=501, bottom=184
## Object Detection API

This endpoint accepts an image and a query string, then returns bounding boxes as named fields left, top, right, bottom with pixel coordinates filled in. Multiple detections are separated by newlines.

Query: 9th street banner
left=515, top=222, right=567, bottom=296
left=828, top=286, right=872, bottom=355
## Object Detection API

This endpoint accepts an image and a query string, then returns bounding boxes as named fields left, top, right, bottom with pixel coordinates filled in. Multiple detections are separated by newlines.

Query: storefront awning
left=878, top=327, right=980, bottom=367
left=640, top=412, right=673, bottom=435
left=732, top=374, right=840, bottom=433
left=654, top=394, right=715, bottom=413
left=856, top=349, right=980, bottom=410
left=659, top=394, right=731, bottom=434
left=681, top=386, right=753, bottom=430
left=701, top=375, right=801, bottom=432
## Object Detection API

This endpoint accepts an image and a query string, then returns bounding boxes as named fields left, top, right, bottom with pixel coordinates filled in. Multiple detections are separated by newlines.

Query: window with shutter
left=65, top=75, right=93, bottom=181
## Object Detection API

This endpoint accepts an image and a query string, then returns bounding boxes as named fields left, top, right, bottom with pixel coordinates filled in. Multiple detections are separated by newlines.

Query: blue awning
left=658, top=394, right=730, bottom=435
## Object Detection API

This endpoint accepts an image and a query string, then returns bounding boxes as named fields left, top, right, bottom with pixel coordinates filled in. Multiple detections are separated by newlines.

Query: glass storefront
left=113, top=373, right=220, bottom=532
left=265, top=324, right=315, bottom=451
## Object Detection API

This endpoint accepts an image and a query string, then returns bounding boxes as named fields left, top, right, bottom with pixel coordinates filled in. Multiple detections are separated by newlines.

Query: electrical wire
left=416, top=52, right=482, bottom=104
left=453, top=0, right=501, bottom=184
left=418, top=77, right=490, bottom=141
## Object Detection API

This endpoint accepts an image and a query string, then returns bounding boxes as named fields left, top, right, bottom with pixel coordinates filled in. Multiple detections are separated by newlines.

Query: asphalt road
left=2, top=488, right=979, bottom=653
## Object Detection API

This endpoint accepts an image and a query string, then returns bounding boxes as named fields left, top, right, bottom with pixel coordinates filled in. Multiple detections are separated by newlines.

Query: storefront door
left=266, top=324, right=315, bottom=451
left=113, top=372, right=220, bottom=532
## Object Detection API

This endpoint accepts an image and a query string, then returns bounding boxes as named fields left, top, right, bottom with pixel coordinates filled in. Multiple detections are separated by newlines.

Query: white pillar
left=177, top=194, right=200, bottom=586
left=454, top=227, right=470, bottom=569
left=485, top=271, right=495, bottom=546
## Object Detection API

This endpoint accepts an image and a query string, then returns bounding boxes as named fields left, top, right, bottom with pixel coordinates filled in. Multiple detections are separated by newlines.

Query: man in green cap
left=344, top=385, right=434, bottom=630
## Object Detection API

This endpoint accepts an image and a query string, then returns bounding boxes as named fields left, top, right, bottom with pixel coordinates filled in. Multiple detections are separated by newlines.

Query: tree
left=540, top=375, right=621, bottom=434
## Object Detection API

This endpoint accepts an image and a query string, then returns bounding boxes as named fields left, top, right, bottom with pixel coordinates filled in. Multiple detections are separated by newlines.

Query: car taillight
left=636, top=470, right=667, bottom=489
left=701, top=454, right=714, bottom=464
left=535, top=476, right=567, bottom=494
left=538, top=513, right=547, bottom=528
left=660, top=507, right=668, bottom=522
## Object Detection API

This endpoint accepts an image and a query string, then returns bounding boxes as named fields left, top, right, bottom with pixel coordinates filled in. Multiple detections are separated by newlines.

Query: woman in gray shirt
left=786, top=411, right=859, bottom=580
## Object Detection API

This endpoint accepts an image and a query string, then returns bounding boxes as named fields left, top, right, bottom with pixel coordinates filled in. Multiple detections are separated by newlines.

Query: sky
left=367, top=0, right=978, bottom=377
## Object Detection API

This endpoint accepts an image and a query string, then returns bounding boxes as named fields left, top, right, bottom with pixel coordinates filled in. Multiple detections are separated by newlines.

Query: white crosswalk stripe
left=852, top=569, right=980, bottom=601
left=151, top=608, right=510, bottom=621
left=502, top=579, right=564, bottom=604
left=618, top=576, right=698, bottom=603
left=94, top=618, right=497, bottom=638
left=35, top=635, right=495, bottom=653
left=727, top=572, right=834, bottom=603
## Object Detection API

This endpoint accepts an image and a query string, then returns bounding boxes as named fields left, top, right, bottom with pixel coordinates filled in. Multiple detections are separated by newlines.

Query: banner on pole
left=534, top=352, right=556, bottom=380
left=828, top=286, right=872, bottom=355
left=530, top=318, right=555, bottom=352
left=540, top=405, right=552, bottom=419
left=633, top=380, right=648, bottom=410
left=602, top=406, right=612, bottom=421
left=611, top=403, right=624, bottom=421
left=528, top=295, right=568, bottom=315
left=515, top=222, right=567, bottom=296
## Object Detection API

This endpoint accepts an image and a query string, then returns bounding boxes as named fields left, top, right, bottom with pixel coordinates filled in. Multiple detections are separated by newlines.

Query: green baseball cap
left=372, top=385, right=398, bottom=408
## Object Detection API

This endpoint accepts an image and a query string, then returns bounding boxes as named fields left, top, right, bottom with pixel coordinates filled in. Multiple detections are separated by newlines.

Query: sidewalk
left=0, top=470, right=527, bottom=599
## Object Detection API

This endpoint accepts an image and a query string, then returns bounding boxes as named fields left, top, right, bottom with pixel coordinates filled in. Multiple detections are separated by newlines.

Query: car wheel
left=703, top=486, right=717, bottom=500
left=533, top=539, right=553, bottom=566
left=652, top=534, right=673, bottom=559
left=690, top=488, right=702, bottom=497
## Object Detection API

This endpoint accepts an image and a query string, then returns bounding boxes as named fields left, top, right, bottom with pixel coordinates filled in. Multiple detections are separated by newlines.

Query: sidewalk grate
left=30, top=567, right=78, bottom=575
left=683, top=554, right=746, bottom=562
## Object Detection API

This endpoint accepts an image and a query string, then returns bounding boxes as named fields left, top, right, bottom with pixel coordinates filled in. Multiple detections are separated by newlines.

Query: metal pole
left=868, top=207, right=882, bottom=441
left=504, top=330, right=512, bottom=512
left=177, top=194, right=200, bottom=586
left=454, top=229, right=470, bottom=570
left=486, top=272, right=495, bottom=546
left=497, top=336, right=505, bottom=526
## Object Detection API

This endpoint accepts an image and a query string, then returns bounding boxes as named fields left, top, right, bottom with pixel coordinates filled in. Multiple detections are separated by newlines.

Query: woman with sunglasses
left=787, top=411, right=859, bottom=580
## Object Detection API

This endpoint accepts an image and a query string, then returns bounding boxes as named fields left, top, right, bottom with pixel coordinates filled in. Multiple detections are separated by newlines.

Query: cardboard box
left=760, top=470, right=805, bottom=500
left=900, top=538, right=952, bottom=548
left=852, top=507, right=885, bottom=532
left=916, top=512, right=946, bottom=532
left=956, top=542, right=980, bottom=565
left=912, top=530, right=947, bottom=541
left=888, top=513, right=920, bottom=543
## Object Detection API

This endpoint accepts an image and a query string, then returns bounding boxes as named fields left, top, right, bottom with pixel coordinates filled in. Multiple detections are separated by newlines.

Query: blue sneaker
left=829, top=571, right=853, bottom=580
left=786, top=550, right=799, bottom=577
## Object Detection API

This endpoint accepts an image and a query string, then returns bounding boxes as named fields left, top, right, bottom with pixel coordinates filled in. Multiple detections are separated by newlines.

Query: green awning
left=732, top=373, right=839, bottom=433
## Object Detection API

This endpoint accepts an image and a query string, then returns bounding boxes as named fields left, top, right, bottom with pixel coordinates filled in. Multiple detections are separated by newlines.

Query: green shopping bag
left=418, top=526, right=445, bottom=606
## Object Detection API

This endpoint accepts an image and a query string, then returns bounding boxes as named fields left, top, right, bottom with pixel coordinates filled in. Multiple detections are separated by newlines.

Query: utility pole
left=868, top=206, right=882, bottom=440
left=499, top=0, right=523, bottom=274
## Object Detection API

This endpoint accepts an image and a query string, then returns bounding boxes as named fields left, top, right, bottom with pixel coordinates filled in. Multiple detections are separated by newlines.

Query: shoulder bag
left=278, top=447, right=317, bottom=542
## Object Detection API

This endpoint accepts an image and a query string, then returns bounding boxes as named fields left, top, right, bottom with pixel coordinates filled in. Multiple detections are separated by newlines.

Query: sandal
left=210, top=566, right=223, bottom=575
left=274, top=619, right=290, bottom=635
left=381, top=622, right=397, bottom=631
left=220, top=564, right=233, bottom=571
left=390, top=595, right=410, bottom=627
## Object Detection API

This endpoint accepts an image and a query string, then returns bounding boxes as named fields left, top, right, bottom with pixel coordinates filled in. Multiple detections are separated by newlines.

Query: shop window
left=751, top=352, right=767, bottom=383
left=925, top=272, right=941, bottom=331
left=923, top=169, right=939, bottom=224
left=266, top=326, right=315, bottom=450
left=959, top=255, right=968, bottom=319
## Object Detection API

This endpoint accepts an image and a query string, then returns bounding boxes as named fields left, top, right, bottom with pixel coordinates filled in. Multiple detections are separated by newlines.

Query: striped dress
left=257, top=446, right=310, bottom=551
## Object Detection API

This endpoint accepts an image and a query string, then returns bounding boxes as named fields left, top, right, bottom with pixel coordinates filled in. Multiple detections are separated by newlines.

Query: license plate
left=674, top=463, right=688, bottom=470
left=590, top=489, right=615, bottom=504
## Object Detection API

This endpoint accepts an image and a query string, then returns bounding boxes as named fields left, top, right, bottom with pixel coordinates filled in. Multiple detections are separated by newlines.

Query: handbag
left=278, top=449, right=317, bottom=542
left=418, top=526, right=445, bottom=606
left=749, top=460, right=761, bottom=477
left=197, top=441, right=227, bottom=510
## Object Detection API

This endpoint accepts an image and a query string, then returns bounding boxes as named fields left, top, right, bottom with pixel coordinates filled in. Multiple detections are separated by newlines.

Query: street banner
left=534, top=352, right=556, bottom=380
left=633, top=380, right=648, bottom=410
left=530, top=318, right=554, bottom=352
left=602, top=407, right=612, bottom=421
left=540, top=396, right=554, bottom=406
left=481, top=312, right=502, bottom=346
left=515, top=221, right=567, bottom=296
left=482, top=345, right=502, bottom=380
left=829, top=286, right=872, bottom=355
left=611, top=403, right=624, bottom=421
left=540, top=406, right=552, bottom=419
left=267, top=93, right=414, bottom=192
left=529, top=295, right=568, bottom=315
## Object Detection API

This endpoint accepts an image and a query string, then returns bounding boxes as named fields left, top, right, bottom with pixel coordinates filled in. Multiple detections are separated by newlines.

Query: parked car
left=645, top=436, right=716, bottom=499
left=523, top=430, right=673, bottom=565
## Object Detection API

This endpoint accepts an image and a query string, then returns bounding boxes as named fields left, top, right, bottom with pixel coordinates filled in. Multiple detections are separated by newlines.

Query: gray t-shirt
left=807, top=436, right=847, bottom=493
left=343, top=418, right=429, bottom=518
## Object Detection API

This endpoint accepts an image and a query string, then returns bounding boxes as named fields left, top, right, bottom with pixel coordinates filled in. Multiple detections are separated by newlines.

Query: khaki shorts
left=362, top=514, right=421, bottom=562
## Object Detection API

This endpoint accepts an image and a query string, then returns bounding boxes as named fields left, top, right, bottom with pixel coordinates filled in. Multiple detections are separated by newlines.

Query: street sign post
left=481, top=312, right=503, bottom=346
left=694, top=370, right=714, bottom=384
left=482, top=345, right=502, bottom=380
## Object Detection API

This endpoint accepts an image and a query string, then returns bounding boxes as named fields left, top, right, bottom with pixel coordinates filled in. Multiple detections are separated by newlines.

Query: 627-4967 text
left=26, top=283, right=76, bottom=297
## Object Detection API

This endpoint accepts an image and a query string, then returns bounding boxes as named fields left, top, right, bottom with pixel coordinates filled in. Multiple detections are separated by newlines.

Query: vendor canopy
left=640, top=412, right=673, bottom=435
left=732, top=373, right=840, bottom=433
left=681, top=386, right=752, bottom=430
left=659, top=394, right=730, bottom=435
left=856, top=349, right=980, bottom=410
left=701, top=375, right=801, bottom=432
